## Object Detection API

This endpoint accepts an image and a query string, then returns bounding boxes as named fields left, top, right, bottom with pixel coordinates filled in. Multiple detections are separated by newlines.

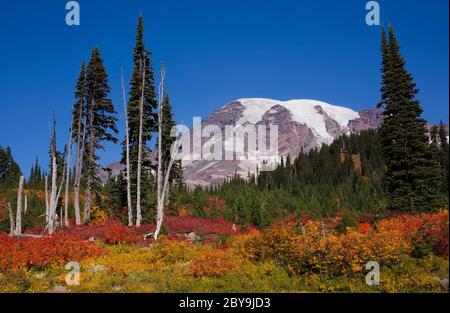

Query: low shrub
left=0, top=232, right=103, bottom=271
left=188, top=249, right=242, bottom=278
left=240, top=211, right=448, bottom=276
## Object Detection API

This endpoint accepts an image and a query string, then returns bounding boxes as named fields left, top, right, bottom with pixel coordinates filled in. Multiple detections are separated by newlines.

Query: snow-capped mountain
left=181, top=98, right=383, bottom=186
left=102, top=98, right=385, bottom=186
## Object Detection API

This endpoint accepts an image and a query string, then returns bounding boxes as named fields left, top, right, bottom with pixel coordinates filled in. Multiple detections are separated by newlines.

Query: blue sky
left=0, top=0, right=448, bottom=176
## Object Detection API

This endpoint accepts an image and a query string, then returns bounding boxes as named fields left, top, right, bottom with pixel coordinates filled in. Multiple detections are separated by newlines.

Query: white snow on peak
left=232, top=98, right=360, bottom=144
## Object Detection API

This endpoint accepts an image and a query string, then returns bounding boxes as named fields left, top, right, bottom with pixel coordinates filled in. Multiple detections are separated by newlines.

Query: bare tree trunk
left=56, top=149, right=67, bottom=229
left=154, top=64, right=166, bottom=240
left=154, top=136, right=181, bottom=240
left=136, top=61, right=146, bottom=227
left=6, top=203, right=15, bottom=236
left=64, top=117, right=74, bottom=227
left=73, top=95, right=84, bottom=226
left=48, top=155, right=58, bottom=234
left=45, top=175, right=49, bottom=226
left=84, top=102, right=95, bottom=223
left=74, top=115, right=87, bottom=226
left=24, top=194, right=27, bottom=215
left=121, top=67, right=133, bottom=226
left=15, top=175, right=24, bottom=234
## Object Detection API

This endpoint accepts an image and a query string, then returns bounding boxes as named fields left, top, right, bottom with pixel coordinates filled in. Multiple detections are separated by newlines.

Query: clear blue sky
left=0, top=0, right=448, bottom=176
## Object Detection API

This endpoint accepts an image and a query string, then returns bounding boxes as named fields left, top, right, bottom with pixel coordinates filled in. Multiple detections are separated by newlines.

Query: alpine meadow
left=0, top=0, right=448, bottom=298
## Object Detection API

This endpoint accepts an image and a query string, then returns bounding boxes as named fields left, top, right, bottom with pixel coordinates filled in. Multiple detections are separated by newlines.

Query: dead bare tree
left=136, top=59, right=146, bottom=227
left=121, top=67, right=133, bottom=226
left=56, top=145, right=67, bottom=228
left=64, top=115, right=74, bottom=227
left=14, top=175, right=24, bottom=234
left=2, top=200, right=44, bottom=239
left=73, top=91, right=85, bottom=226
left=5, top=203, right=14, bottom=236
left=74, top=115, right=87, bottom=225
left=48, top=154, right=58, bottom=234
left=47, top=117, right=66, bottom=234
left=154, top=63, right=166, bottom=240
left=24, top=194, right=28, bottom=215
left=154, top=137, right=181, bottom=240
left=45, top=175, right=49, bottom=226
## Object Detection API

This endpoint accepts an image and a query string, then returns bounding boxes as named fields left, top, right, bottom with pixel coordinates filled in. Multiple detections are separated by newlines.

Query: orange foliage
left=188, top=249, right=242, bottom=278
left=240, top=211, right=448, bottom=276
left=0, top=233, right=103, bottom=271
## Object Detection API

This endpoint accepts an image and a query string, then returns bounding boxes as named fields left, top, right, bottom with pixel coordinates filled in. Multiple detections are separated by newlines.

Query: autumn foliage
left=188, top=249, right=242, bottom=278
left=0, top=210, right=447, bottom=290
left=0, top=233, right=103, bottom=271
left=236, top=210, right=449, bottom=276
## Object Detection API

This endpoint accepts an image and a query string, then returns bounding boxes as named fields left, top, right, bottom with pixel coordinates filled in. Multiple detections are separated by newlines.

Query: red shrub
left=357, top=222, right=372, bottom=234
left=164, top=216, right=245, bottom=235
left=59, top=220, right=140, bottom=244
left=412, top=211, right=449, bottom=258
left=101, top=224, right=139, bottom=244
left=0, top=232, right=103, bottom=271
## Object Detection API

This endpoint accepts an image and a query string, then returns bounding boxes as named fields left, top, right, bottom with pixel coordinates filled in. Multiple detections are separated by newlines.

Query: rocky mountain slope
left=181, top=98, right=383, bottom=186
left=104, top=98, right=448, bottom=186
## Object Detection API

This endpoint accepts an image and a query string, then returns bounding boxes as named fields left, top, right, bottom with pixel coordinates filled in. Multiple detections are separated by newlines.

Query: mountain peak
left=181, top=98, right=378, bottom=186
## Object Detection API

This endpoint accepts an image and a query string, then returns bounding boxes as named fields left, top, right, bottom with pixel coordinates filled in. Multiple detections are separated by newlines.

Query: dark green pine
left=160, top=93, right=183, bottom=185
left=121, top=15, right=158, bottom=213
left=72, top=61, right=87, bottom=147
left=438, top=122, right=449, bottom=192
left=84, top=47, right=118, bottom=192
left=378, top=25, right=442, bottom=212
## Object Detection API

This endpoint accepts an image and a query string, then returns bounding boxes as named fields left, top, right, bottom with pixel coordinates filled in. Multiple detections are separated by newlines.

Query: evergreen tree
left=175, top=130, right=388, bottom=226
left=83, top=47, right=118, bottom=222
left=0, top=146, right=22, bottom=187
left=72, top=61, right=87, bottom=145
left=377, top=26, right=442, bottom=212
left=48, top=115, right=65, bottom=181
left=29, top=157, right=43, bottom=188
left=121, top=15, right=158, bottom=219
left=72, top=61, right=87, bottom=225
left=160, top=94, right=183, bottom=185
left=438, top=122, right=449, bottom=192
left=158, top=94, right=183, bottom=211
left=73, top=61, right=87, bottom=148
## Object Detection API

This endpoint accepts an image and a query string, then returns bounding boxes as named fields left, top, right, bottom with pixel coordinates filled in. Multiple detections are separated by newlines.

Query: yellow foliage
left=90, top=206, right=108, bottom=224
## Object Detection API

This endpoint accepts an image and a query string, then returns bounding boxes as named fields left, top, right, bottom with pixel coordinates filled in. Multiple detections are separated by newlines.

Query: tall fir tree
left=48, top=115, right=65, bottom=180
left=121, top=15, right=158, bottom=221
left=29, top=157, right=43, bottom=188
left=438, top=122, right=449, bottom=192
left=377, top=26, right=442, bottom=212
left=0, top=146, right=21, bottom=187
left=158, top=94, right=183, bottom=211
left=160, top=94, right=183, bottom=185
left=72, top=61, right=87, bottom=225
left=83, top=47, right=118, bottom=222
left=72, top=61, right=87, bottom=149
